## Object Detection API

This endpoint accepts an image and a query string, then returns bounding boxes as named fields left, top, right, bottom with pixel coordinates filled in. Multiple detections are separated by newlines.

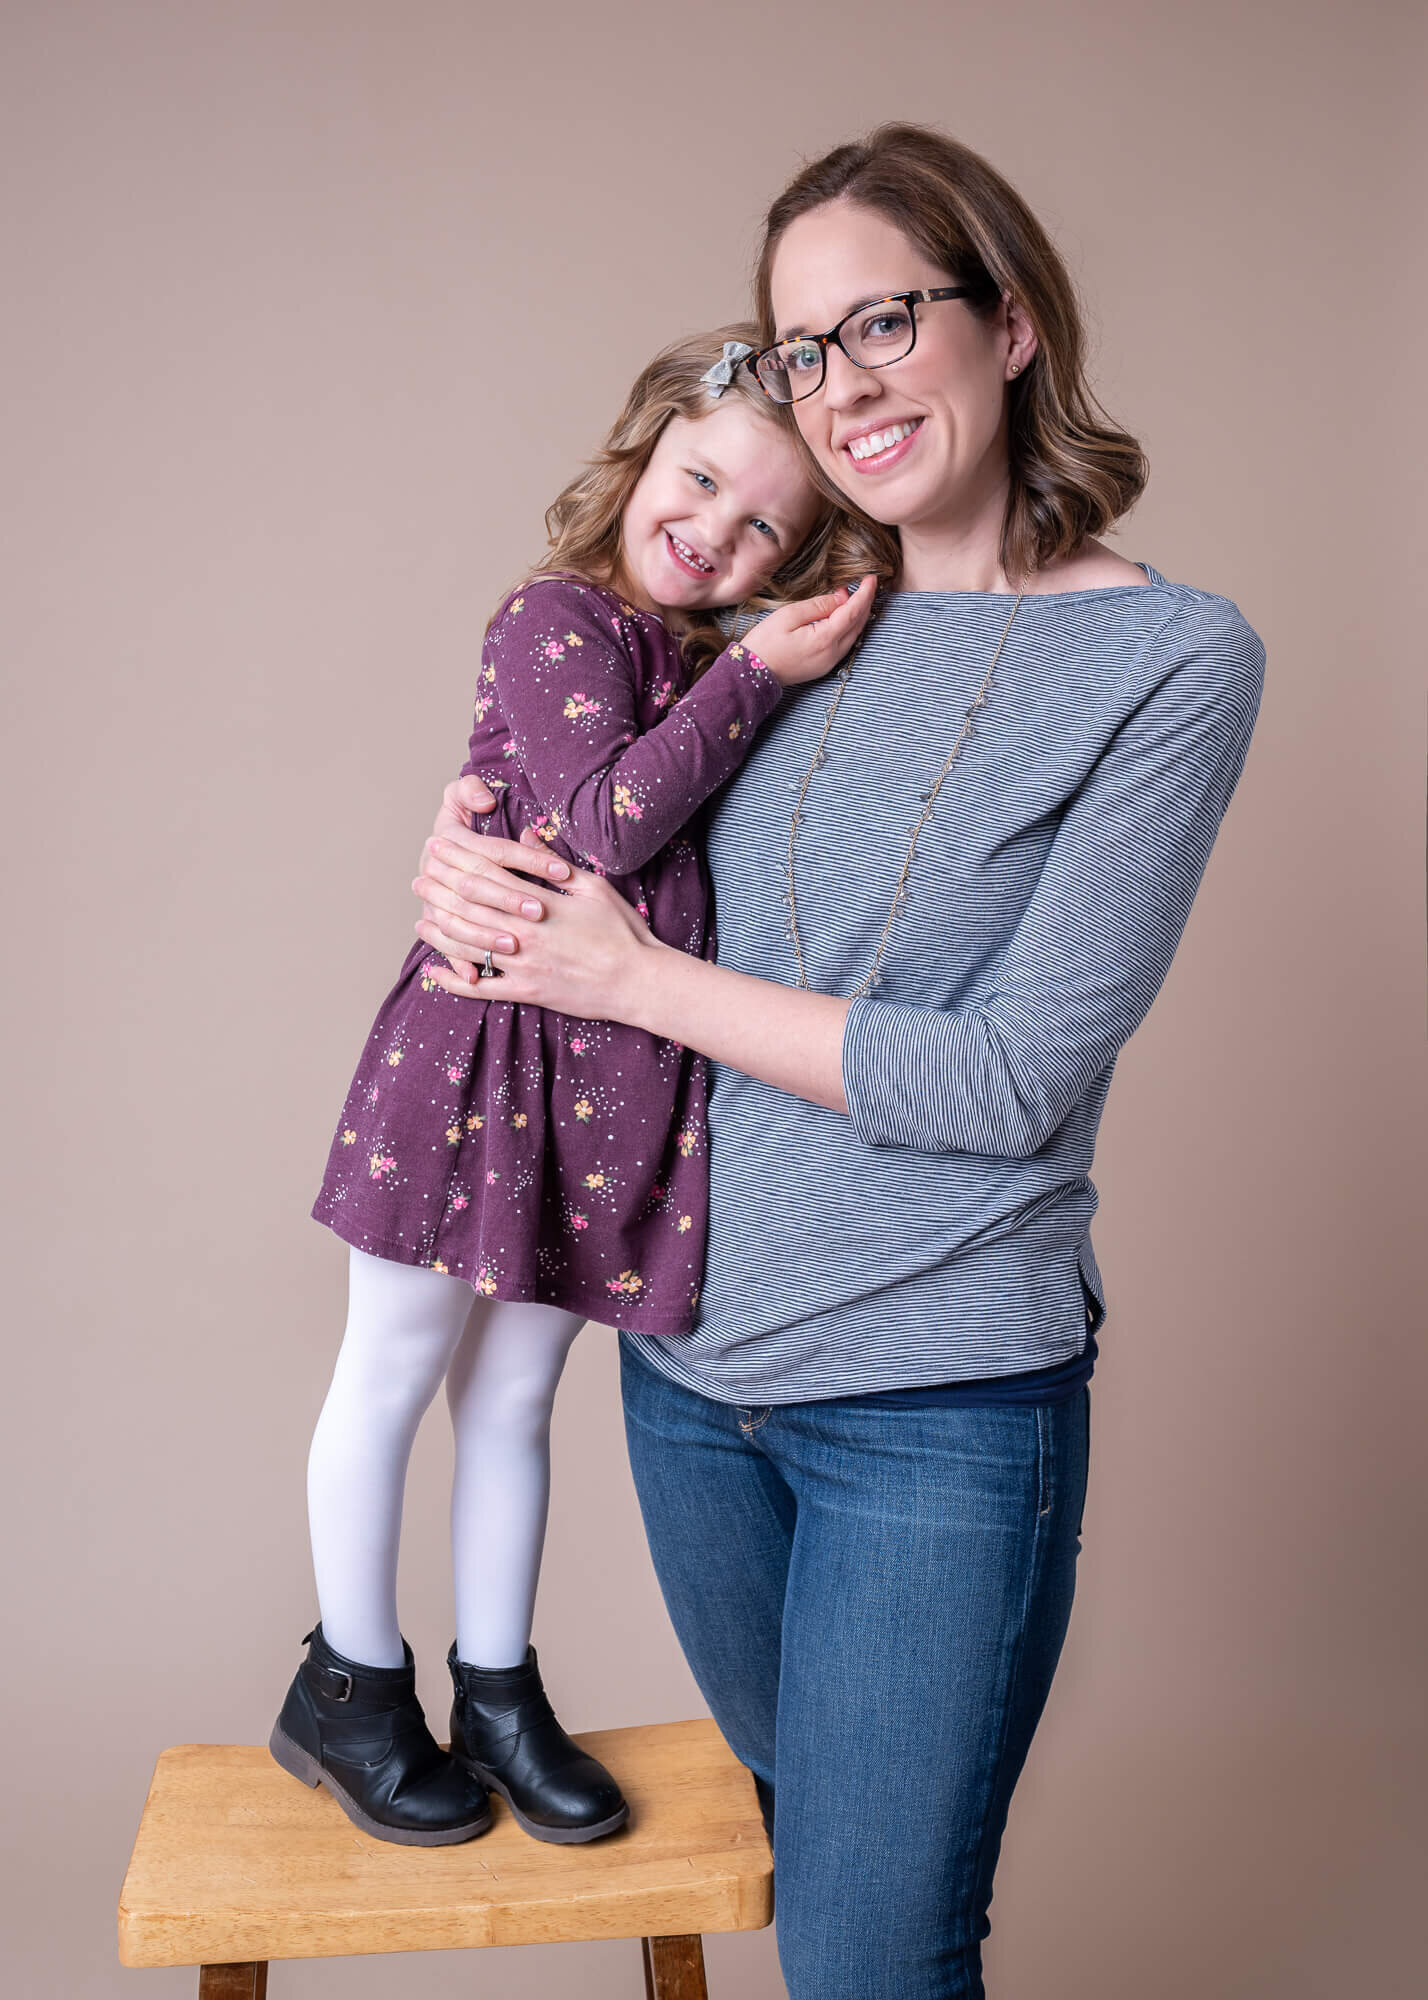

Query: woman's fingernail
left=497, top=936, right=517, bottom=953
left=548, top=861, right=570, bottom=879
left=521, top=899, right=543, bottom=918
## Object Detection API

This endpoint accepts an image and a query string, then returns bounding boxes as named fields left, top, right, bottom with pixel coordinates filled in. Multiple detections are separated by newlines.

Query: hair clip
left=700, top=340, right=755, bottom=399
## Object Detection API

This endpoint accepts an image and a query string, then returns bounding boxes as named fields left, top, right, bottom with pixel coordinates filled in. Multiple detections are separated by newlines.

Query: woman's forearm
left=625, top=943, right=852, bottom=1112
left=412, top=820, right=851, bottom=1108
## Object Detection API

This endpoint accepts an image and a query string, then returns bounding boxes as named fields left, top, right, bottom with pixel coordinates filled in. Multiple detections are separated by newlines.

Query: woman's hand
left=745, top=574, right=877, bottom=687
left=416, top=846, right=662, bottom=1019
left=415, top=775, right=562, bottom=977
left=416, top=786, right=853, bottom=1110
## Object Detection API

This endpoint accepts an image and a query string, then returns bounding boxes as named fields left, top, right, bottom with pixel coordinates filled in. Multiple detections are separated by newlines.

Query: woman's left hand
left=415, top=840, right=662, bottom=1022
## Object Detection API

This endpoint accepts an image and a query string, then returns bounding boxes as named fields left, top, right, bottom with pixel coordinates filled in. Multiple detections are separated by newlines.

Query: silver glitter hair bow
left=700, top=340, right=755, bottom=399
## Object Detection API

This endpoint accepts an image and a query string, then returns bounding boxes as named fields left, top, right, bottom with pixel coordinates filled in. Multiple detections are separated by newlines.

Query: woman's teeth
left=847, top=419, right=922, bottom=462
left=667, top=532, right=715, bottom=574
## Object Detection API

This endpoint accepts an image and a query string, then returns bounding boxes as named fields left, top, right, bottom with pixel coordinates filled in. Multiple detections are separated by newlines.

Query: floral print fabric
left=312, top=577, right=783, bottom=1335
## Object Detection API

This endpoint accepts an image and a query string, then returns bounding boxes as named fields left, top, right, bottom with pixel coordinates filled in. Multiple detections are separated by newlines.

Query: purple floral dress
left=312, top=577, right=783, bottom=1335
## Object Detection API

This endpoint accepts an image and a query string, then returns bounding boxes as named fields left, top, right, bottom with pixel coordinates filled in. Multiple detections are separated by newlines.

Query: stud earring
left=1009, top=362, right=1021, bottom=376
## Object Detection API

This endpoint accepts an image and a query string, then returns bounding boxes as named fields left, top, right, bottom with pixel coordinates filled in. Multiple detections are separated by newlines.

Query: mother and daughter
left=277, top=124, right=1263, bottom=1998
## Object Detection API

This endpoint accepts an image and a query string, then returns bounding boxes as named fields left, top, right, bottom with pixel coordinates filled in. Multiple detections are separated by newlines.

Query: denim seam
left=738, top=1406, right=773, bottom=1437
left=961, top=1422, right=1053, bottom=1960
left=1035, top=1403, right=1053, bottom=1518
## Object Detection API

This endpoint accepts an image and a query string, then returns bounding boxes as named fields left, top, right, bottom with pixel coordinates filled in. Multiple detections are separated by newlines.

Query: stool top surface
left=118, top=1717, right=772, bottom=1967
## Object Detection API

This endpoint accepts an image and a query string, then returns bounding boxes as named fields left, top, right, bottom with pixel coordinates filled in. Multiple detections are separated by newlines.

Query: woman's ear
left=1002, top=292, right=1039, bottom=379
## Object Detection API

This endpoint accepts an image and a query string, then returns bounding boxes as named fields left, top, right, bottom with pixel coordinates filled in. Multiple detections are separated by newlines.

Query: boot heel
left=269, top=1722, right=322, bottom=1788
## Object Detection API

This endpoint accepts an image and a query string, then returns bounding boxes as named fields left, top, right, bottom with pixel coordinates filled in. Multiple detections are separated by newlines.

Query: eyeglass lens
left=756, top=300, right=918, bottom=404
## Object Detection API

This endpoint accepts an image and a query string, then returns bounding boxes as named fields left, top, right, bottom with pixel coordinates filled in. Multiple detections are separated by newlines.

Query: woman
left=410, top=125, right=1264, bottom=1997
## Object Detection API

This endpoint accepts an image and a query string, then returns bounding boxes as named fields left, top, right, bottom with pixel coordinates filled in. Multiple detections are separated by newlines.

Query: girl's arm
left=415, top=599, right=1264, bottom=1137
left=485, top=580, right=782, bottom=875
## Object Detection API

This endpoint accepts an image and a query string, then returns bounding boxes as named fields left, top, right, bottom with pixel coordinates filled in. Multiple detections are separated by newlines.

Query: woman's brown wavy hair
left=753, top=124, right=1148, bottom=586
left=520, top=323, right=853, bottom=673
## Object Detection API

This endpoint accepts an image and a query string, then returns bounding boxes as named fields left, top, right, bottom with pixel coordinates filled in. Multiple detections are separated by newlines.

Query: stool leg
left=641, top=1934, right=707, bottom=2000
left=198, top=1966, right=268, bottom=1999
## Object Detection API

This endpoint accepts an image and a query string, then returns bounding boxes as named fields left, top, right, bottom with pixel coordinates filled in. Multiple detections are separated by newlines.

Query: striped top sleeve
left=841, top=598, right=1266, bottom=1157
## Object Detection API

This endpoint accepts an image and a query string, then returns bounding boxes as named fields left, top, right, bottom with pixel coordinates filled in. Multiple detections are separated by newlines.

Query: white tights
left=306, top=1248, right=584, bottom=1670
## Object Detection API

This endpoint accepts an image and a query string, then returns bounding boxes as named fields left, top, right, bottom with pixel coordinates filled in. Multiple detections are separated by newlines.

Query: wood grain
left=118, top=1718, right=772, bottom=1969
left=197, top=1968, right=267, bottom=1999
left=643, top=1933, right=709, bottom=1999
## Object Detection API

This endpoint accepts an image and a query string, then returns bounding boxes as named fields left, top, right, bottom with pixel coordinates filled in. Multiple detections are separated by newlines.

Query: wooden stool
left=118, top=1717, right=772, bottom=1996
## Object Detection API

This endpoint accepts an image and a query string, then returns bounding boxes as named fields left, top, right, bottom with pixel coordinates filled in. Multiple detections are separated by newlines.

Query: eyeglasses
left=748, top=289, right=977, bottom=405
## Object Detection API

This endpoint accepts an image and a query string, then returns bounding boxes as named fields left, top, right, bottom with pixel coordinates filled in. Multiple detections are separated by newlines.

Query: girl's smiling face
left=619, top=399, right=820, bottom=613
left=768, top=199, right=1037, bottom=544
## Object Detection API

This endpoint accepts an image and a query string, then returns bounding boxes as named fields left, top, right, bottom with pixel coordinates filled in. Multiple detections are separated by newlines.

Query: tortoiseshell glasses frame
left=747, top=289, right=978, bottom=405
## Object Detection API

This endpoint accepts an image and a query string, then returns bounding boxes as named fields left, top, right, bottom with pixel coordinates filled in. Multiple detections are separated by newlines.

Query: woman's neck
left=894, top=467, right=1018, bottom=595
left=898, top=533, right=1012, bottom=595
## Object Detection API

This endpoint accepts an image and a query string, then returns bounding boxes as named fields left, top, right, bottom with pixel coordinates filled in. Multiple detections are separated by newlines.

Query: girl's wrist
left=724, top=635, right=782, bottom=689
left=740, top=642, right=786, bottom=688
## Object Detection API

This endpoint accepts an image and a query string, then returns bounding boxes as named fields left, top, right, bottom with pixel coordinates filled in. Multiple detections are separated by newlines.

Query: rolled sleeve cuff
left=842, top=994, right=955, bottom=1150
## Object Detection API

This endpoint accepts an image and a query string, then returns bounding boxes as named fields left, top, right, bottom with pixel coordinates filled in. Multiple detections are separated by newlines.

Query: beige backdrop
left=4, top=1, right=1425, bottom=1995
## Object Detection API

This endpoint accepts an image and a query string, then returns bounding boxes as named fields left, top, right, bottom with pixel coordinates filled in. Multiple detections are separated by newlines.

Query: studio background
left=4, top=2, right=1424, bottom=1995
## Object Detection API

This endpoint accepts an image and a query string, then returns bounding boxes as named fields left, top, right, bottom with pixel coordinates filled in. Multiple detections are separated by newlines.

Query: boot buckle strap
left=310, top=1663, right=354, bottom=1701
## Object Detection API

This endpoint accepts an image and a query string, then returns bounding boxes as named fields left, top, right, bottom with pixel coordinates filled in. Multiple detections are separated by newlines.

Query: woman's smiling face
left=619, top=399, right=820, bottom=614
left=768, top=199, right=1036, bottom=542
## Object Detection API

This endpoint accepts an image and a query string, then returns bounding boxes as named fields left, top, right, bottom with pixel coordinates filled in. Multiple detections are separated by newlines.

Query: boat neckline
left=884, top=564, right=1168, bottom=605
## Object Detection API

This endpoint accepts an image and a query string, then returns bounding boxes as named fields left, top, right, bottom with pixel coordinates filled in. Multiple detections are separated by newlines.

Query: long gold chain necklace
left=783, top=589, right=1025, bottom=997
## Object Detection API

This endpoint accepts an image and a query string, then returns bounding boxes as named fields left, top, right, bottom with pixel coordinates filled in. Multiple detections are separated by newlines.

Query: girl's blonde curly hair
left=514, top=323, right=889, bottom=673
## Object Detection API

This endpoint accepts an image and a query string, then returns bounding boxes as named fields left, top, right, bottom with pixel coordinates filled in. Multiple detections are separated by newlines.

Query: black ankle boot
left=270, top=1625, right=491, bottom=1846
left=447, top=1644, right=628, bottom=1844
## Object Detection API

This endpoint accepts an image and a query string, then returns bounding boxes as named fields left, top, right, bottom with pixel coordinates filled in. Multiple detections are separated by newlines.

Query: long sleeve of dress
left=486, top=580, right=784, bottom=875
left=840, top=598, right=1266, bottom=1159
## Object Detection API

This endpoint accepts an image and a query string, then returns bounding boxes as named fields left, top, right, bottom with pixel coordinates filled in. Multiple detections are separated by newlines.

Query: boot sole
left=458, top=1759, right=630, bottom=1844
left=269, top=1723, right=492, bottom=1846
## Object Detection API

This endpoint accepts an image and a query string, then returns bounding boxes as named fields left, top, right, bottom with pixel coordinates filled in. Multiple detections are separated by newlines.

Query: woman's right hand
left=743, top=574, right=877, bottom=687
left=416, top=774, right=566, bottom=980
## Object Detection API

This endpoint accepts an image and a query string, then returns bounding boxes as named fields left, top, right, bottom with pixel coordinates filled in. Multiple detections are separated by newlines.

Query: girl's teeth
left=670, top=533, right=713, bottom=572
left=848, top=420, right=921, bottom=461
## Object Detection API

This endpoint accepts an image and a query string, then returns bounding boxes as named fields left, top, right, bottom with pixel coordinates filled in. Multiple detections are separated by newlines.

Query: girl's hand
left=434, top=772, right=499, bottom=835
left=417, top=854, right=660, bottom=1019
left=744, top=574, right=877, bottom=687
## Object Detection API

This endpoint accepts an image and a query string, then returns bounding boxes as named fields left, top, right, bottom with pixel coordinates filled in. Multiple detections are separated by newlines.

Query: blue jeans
left=619, top=1336, right=1090, bottom=2000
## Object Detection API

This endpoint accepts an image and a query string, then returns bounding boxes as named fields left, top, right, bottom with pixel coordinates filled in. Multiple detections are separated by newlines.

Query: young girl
left=270, top=324, right=876, bottom=1847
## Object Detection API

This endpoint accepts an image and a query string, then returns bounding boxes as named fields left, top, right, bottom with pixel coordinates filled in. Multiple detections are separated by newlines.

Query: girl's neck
left=604, top=555, right=668, bottom=621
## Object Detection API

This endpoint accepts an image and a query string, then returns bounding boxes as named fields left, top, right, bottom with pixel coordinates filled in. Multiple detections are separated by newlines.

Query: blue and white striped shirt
left=625, top=569, right=1265, bottom=1404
